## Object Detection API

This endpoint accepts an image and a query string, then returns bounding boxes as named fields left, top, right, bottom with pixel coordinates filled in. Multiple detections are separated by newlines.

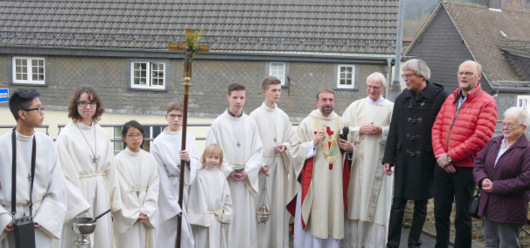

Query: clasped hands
left=359, top=122, right=382, bottom=135
left=436, top=153, right=456, bottom=173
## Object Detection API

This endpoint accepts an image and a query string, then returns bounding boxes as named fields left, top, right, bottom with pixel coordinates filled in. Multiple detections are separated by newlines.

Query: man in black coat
left=382, top=59, right=448, bottom=248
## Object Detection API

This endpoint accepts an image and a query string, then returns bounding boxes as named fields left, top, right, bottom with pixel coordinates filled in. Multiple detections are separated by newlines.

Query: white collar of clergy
left=309, top=109, right=337, bottom=121
left=261, top=102, right=277, bottom=111
left=366, top=96, right=386, bottom=105
left=75, top=120, right=95, bottom=130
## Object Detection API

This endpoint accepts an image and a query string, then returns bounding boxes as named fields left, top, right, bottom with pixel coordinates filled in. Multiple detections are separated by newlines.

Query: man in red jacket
left=431, top=60, right=498, bottom=248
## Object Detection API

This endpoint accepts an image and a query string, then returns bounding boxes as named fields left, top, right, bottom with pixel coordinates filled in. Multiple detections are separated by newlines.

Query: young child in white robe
left=187, top=144, right=233, bottom=248
left=113, top=120, right=159, bottom=248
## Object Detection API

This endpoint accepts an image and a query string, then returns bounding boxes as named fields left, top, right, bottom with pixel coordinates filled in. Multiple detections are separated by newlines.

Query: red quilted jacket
left=431, top=83, right=497, bottom=167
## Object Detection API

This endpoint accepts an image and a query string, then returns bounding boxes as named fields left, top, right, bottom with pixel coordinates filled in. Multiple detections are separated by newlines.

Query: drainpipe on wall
left=390, top=0, right=405, bottom=102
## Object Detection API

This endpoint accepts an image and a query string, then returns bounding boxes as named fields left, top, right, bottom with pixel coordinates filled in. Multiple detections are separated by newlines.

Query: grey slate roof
left=0, top=0, right=399, bottom=55
left=406, top=1, right=530, bottom=83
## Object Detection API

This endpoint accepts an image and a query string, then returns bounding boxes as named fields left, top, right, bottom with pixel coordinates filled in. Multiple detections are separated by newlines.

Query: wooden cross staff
left=167, top=28, right=209, bottom=248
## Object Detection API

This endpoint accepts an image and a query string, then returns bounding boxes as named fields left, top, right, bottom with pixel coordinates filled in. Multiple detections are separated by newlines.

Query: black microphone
left=342, top=126, right=349, bottom=141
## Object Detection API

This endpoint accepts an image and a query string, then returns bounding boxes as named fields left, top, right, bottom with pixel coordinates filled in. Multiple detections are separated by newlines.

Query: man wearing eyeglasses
left=431, top=60, right=497, bottom=248
left=341, top=72, right=394, bottom=248
left=383, top=59, right=448, bottom=248
left=0, top=89, right=66, bottom=247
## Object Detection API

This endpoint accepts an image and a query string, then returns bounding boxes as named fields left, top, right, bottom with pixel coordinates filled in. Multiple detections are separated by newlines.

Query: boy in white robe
left=114, top=121, right=159, bottom=248
left=206, top=83, right=263, bottom=248
left=0, top=89, right=66, bottom=248
left=249, top=76, right=295, bottom=248
left=151, top=101, right=199, bottom=248
left=187, top=144, right=232, bottom=248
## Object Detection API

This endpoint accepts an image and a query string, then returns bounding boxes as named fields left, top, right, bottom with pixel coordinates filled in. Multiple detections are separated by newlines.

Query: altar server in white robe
left=56, top=85, right=121, bottom=248
left=113, top=120, right=159, bottom=248
left=249, top=76, right=295, bottom=248
left=206, top=83, right=263, bottom=248
left=187, top=144, right=233, bottom=248
left=287, top=89, right=354, bottom=248
left=0, top=89, right=66, bottom=248
left=151, top=101, right=199, bottom=248
left=341, top=72, right=394, bottom=248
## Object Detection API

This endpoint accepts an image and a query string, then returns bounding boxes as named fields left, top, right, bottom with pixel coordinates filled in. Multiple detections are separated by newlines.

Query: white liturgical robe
left=114, top=147, right=159, bottom=248
left=187, top=166, right=232, bottom=248
left=249, top=103, right=295, bottom=248
left=56, top=121, right=121, bottom=248
left=341, top=97, right=394, bottom=248
left=151, top=129, right=199, bottom=248
left=0, top=131, right=66, bottom=248
left=206, top=110, right=263, bottom=248
left=288, top=109, right=347, bottom=248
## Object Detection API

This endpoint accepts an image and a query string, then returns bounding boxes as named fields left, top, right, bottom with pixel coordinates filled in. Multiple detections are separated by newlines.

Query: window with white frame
left=12, top=57, right=45, bottom=84
left=131, top=62, right=165, bottom=89
left=337, top=65, right=355, bottom=89
left=517, top=95, right=530, bottom=111
left=269, top=62, right=286, bottom=86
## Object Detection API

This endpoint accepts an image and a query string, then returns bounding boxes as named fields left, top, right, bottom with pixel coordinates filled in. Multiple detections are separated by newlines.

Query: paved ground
left=400, top=222, right=484, bottom=248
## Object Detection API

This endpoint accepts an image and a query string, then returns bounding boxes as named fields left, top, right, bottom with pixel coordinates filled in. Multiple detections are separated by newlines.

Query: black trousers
left=434, top=165, right=475, bottom=248
left=386, top=197, right=428, bottom=248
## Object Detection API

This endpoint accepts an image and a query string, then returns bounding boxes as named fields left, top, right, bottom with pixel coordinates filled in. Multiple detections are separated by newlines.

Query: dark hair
left=122, top=120, right=145, bottom=147
left=166, top=100, right=183, bottom=113
left=262, top=76, right=281, bottom=90
left=9, top=89, right=40, bottom=120
left=68, top=85, right=105, bottom=122
left=228, top=83, right=246, bottom=95
left=315, top=89, right=334, bottom=100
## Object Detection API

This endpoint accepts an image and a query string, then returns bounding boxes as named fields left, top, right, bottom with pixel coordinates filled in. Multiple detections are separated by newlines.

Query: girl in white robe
left=187, top=144, right=233, bottom=248
left=113, top=120, right=159, bottom=248
left=56, top=85, right=121, bottom=248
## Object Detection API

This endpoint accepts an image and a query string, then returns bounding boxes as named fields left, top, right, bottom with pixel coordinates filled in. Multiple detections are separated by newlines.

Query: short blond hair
left=201, top=144, right=224, bottom=169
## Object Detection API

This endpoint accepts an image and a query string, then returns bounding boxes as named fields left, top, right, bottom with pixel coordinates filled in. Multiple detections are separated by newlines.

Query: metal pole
left=390, top=0, right=405, bottom=101
left=176, top=76, right=191, bottom=248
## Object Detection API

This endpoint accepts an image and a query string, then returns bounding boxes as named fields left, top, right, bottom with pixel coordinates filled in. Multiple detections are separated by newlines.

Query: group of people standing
left=1, top=58, right=528, bottom=248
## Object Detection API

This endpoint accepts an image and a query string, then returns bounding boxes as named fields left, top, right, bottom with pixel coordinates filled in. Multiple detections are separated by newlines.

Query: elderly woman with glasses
left=473, top=107, right=530, bottom=248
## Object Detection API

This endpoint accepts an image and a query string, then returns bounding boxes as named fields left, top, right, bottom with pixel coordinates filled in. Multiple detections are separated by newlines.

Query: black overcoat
left=383, top=81, right=448, bottom=200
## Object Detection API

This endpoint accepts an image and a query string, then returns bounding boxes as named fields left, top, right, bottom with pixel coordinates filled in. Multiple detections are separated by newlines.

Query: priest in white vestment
left=205, top=83, right=263, bottom=248
left=0, top=89, right=66, bottom=248
left=287, top=89, right=353, bottom=248
left=340, top=73, right=394, bottom=248
left=187, top=144, right=232, bottom=248
left=151, top=101, right=200, bottom=248
left=113, top=120, right=159, bottom=248
left=249, top=76, right=295, bottom=248
left=56, top=86, right=121, bottom=248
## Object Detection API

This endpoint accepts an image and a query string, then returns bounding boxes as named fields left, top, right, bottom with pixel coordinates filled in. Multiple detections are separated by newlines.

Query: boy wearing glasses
left=0, top=89, right=66, bottom=247
left=150, top=101, right=199, bottom=248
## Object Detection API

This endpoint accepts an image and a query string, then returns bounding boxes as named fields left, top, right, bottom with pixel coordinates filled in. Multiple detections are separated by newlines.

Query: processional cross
left=167, top=29, right=209, bottom=248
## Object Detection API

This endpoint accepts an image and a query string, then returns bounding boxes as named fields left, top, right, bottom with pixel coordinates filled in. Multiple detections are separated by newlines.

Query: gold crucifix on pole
left=167, top=28, right=209, bottom=248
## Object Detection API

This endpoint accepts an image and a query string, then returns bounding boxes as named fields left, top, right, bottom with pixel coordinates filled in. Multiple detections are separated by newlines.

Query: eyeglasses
left=367, top=85, right=383, bottom=90
left=502, top=122, right=523, bottom=128
left=126, top=134, right=143, bottom=139
left=78, top=101, right=97, bottom=107
left=457, top=72, right=478, bottom=77
left=23, top=107, right=45, bottom=113
left=401, top=73, right=417, bottom=79
left=168, top=114, right=183, bottom=119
